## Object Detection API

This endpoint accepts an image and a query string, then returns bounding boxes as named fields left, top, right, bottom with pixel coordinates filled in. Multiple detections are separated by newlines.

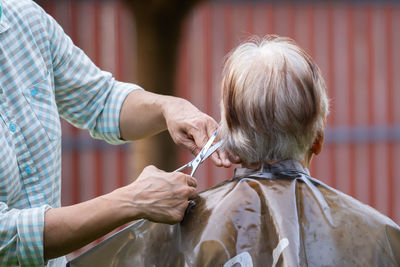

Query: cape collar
left=233, top=159, right=310, bottom=179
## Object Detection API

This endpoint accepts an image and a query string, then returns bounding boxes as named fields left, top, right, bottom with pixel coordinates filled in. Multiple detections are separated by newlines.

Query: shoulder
left=3, top=0, right=42, bottom=14
left=2, top=0, right=54, bottom=51
left=2, top=0, right=48, bottom=27
left=316, top=179, right=399, bottom=228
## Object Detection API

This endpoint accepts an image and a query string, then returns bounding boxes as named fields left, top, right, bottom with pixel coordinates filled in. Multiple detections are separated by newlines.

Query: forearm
left=43, top=191, right=134, bottom=260
left=119, top=89, right=171, bottom=140
left=43, top=166, right=197, bottom=260
left=119, top=89, right=232, bottom=166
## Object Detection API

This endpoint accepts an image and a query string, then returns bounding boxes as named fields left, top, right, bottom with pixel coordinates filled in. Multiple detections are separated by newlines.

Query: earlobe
left=312, top=132, right=324, bottom=155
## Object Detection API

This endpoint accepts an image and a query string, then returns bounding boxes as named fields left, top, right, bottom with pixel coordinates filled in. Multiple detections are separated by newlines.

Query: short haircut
left=220, top=35, right=329, bottom=164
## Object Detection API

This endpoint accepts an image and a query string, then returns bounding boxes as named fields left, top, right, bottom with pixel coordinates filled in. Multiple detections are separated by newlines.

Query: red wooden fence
left=177, top=2, right=400, bottom=225
left=38, top=0, right=400, bottom=232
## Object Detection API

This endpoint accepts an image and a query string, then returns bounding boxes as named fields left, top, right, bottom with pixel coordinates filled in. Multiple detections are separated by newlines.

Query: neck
left=242, top=157, right=312, bottom=170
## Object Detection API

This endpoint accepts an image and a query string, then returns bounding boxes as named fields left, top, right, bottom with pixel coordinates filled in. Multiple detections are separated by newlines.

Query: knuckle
left=190, top=145, right=199, bottom=155
left=182, top=187, right=191, bottom=196
left=176, top=186, right=189, bottom=198
left=175, top=135, right=186, bottom=146
left=175, top=213, right=184, bottom=222
left=170, top=208, right=185, bottom=223
left=172, top=172, right=185, bottom=181
left=191, top=178, right=198, bottom=187
left=184, top=187, right=195, bottom=198
left=193, top=120, right=203, bottom=128
left=186, top=176, right=196, bottom=186
left=144, top=165, right=156, bottom=171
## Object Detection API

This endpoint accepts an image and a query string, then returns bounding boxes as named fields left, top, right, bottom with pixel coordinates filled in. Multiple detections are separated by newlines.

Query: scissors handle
left=174, top=164, right=189, bottom=173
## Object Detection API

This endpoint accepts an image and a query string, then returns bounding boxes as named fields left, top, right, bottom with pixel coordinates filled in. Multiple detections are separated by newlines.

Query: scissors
left=174, top=130, right=224, bottom=176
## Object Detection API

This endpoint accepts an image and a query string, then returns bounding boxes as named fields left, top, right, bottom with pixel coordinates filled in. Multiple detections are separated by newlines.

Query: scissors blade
left=200, top=139, right=224, bottom=163
left=190, top=131, right=219, bottom=176
left=199, top=131, right=218, bottom=158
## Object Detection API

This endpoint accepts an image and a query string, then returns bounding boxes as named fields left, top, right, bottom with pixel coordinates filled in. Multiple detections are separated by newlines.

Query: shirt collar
left=0, top=1, right=10, bottom=34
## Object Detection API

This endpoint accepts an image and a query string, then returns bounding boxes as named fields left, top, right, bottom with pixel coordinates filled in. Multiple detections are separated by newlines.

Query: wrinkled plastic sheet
left=68, top=161, right=400, bottom=267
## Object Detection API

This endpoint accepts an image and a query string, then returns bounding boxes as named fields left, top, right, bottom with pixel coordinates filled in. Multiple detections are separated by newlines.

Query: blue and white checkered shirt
left=0, top=0, right=141, bottom=265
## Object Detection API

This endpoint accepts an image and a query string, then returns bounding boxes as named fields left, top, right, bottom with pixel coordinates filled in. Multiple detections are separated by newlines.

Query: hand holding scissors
left=174, top=130, right=224, bottom=176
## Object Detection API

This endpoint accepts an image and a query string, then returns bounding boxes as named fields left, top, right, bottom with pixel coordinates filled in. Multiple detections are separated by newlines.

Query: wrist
left=102, top=188, right=141, bottom=224
left=157, top=94, right=176, bottom=120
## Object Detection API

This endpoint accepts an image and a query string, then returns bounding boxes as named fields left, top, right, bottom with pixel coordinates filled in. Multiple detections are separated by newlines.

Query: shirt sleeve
left=0, top=202, right=51, bottom=266
left=41, top=5, right=143, bottom=145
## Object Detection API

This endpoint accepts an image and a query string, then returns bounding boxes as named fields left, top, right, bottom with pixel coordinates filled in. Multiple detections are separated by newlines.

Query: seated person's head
left=219, top=35, right=329, bottom=168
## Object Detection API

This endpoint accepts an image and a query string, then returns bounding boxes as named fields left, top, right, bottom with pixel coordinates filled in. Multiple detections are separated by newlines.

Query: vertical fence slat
left=353, top=8, right=369, bottom=204
left=203, top=4, right=214, bottom=187
left=348, top=6, right=356, bottom=197
left=115, top=1, right=126, bottom=188
left=69, top=0, right=81, bottom=204
left=177, top=17, right=191, bottom=167
left=334, top=5, right=351, bottom=194
left=223, top=3, right=234, bottom=182
left=327, top=5, right=336, bottom=188
left=367, top=6, right=375, bottom=207
left=246, top=1, right=254, bottom=35
left=385, top=6, right=394, bottom=219
left=93, top=2, right=104, bottom=197
left=307, top=4, right=317, bottom=176
left=393, top=7, right=400, bottom=225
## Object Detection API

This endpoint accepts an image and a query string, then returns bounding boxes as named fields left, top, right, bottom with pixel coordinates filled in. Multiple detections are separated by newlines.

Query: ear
left=311, top=131, right=324, bottom=155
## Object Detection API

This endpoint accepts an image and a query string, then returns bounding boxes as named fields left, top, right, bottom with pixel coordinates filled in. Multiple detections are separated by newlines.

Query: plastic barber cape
left=68, top=160, right=400, bottom=267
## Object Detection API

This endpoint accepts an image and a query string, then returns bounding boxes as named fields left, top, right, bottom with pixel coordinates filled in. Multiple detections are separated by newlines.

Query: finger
left=205, top=117, right=219, bottom=138
left=190, top=127, right=209, bottom=152
left=186, top=175, right=198, bottom=188
left=188, top=187, right=198, bottom=200
left=191, top=117, right=218, bottom=151
left=227, top=151, right=242, bottom=164
left=218, top=149, right=232, bottom=168
left=210, top=151, right=223, bottom=167
left=191, top=121, right=220, bottom=163
left=178, top=135, right=201, bottom=155
left=187, top=141, right=201, bottom=156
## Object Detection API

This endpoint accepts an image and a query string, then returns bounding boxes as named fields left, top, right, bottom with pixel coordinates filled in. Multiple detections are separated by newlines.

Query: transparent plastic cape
left=68, top=160, right=400, bottom=267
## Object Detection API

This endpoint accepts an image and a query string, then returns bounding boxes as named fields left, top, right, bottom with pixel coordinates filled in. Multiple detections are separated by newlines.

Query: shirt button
left=25, top=166, right=32, bottom=174
left=30, top=88, right=38, bottom=97
left=9, top=123, right=16, bottom=132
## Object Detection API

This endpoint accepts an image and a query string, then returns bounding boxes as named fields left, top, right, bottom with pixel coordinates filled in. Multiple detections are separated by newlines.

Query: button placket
left=18, top=158, right=38, bottom=180
left=10, top=126, right=41, bottom=205
left=18, top=160, right=37, bottom=177
left=11, top=126, right=39, bottom=183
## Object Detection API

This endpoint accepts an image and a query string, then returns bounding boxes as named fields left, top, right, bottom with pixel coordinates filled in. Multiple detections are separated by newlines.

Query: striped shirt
left=0, top=0, right=141, bottom=265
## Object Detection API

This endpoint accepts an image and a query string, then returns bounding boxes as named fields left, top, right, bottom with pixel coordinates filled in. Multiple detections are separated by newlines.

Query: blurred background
left=35, top=0, right=399, bottom=255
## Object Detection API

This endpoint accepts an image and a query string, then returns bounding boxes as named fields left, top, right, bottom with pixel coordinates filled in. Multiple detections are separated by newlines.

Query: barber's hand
left=162, top=97, right=232, bottom=167
left=121, top=165, right=197, bottom=224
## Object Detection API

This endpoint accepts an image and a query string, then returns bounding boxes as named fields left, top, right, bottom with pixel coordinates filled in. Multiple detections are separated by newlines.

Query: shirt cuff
left=91, top=81, right=144, bottom=145
left=16, top=205, right=51, bottom=267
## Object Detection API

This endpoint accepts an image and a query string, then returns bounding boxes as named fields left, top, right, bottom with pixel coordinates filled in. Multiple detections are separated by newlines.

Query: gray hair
left=220, top=35, right=329, bottom=164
